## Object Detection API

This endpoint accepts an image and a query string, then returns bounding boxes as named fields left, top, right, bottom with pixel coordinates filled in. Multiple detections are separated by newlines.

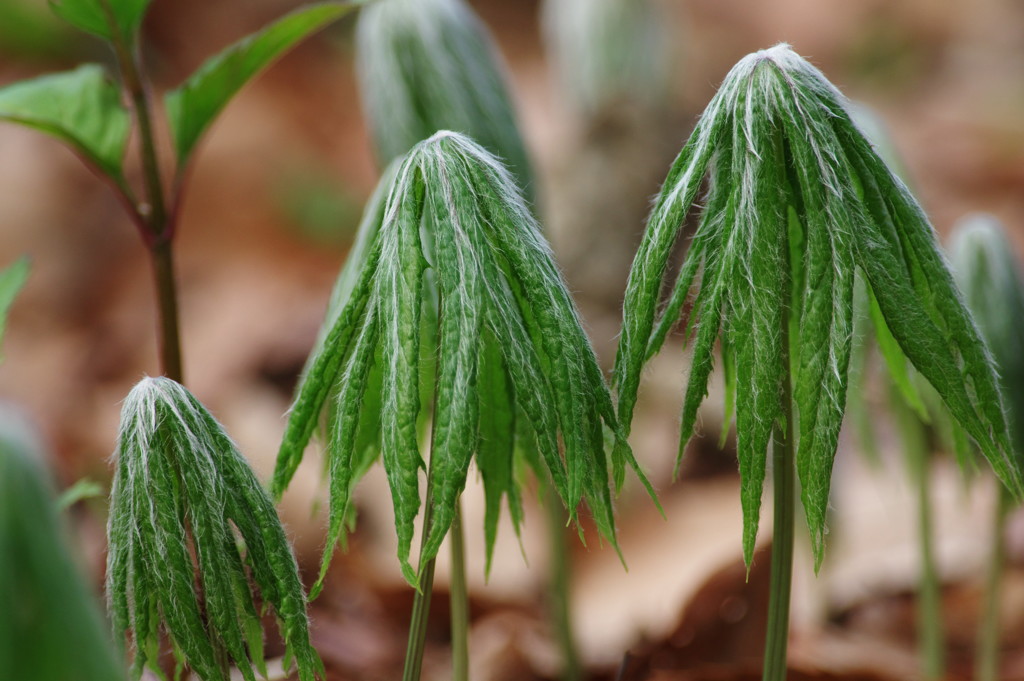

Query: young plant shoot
left=613, top=44, right=1022, bottom=681
left=355, top=0, right=534, bottom=195
left=271, top=131, right=653, bottom=680
left=949, top=215, right=1024, bottom=681
left=0, top=0, right=357, bottom=381
left=107, top=377, right=322, bottom=681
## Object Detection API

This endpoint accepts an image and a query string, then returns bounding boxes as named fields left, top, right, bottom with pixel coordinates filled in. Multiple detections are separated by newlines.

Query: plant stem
left=403, top=291, right=446, bottom=681
left=151, top=240, right=184, bottom=383
left=112, top=32, right=184, bottom=382
left=449, top=500, right=469, bottom=681
left=895, top=389, right=945, bottom=681
left=762, top=325, right=795, bottom=681
left=402, top=469, right=438, bottom=681
left=547, top=485, right=581, bottom=681
left=976, top=484, right=1011, bottom=681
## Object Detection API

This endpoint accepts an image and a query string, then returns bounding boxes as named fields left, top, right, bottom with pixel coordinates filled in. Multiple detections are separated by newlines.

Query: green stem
left=762, top=331, right=795, bottom=681
left=976, top=484, right=1011, bottom=681
left=449, top=501, right=469, bottom=681
left=546, top=485, right=581, bottom=681
left=112, top=31, right=184, bottom=382
left=894, top=388, right=945, bottom=681
left=402, top=469, right=438, bottom=681
left=151, top=240, right=184, bottom=383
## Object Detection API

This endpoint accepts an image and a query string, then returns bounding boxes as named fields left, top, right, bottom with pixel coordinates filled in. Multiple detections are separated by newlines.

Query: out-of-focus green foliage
left=0, top=412, right=123, bottom=681
left=355, top=0, right=534, bottom=195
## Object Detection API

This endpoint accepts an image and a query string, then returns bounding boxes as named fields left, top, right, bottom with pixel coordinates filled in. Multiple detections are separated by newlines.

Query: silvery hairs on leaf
left=950, top=215, right=1024, bottom=455
left=613, top=43, right=1022, bottom=569
left=355, top=0, right=534, bottom=196
left=107, top=377, right=322, bottom=681
left=272, top=131, right=654, bottom=591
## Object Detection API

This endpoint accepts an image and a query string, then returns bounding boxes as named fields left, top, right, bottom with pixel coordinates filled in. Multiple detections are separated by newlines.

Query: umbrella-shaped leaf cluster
left=355, top=0, right=533, bottom=193
left=107, top=377, right=322, bottom=681
left=272, top=131, right=652, bottom=590
left=614, top=43, right=1022, bottom=568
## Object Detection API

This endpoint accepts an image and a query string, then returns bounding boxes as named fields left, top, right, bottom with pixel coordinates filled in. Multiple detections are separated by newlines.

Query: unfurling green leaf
left=165, top=2, right=356, bottom=169
left=614, top=43, right=1020, bottom=570
left=0, top=256, right=29, bottom=359
left=950, top=215, right=1024, bottom=456
left=0, top=65, right=129, bottom=181
left=0, top=411, right=124, bottom=681
left=355, top=0, right=534, bottom=195
left=49, top=0, right=151, bottom=43
left=108, top=377, right=322, bottom=681
left=274, top=131, right=651, bottom=589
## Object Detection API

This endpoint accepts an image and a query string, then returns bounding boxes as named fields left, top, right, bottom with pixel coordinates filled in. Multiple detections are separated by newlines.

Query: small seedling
left=271, top=130, right=654, bottom=681
left=355, top=0, right=533, bottom=194
left=107, top=376, right=322, bottom=681
left=0, top=0, right=358, bottom=381
left=949, top=215, right=1024, bottom=681
left=613, top=43, right=1021, bottom=681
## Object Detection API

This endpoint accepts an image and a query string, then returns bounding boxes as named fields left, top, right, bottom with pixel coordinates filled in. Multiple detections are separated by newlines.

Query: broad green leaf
left=0, top=65, right=129, bottom=181
left=0, top=414, right=124, bottom=681
left=50, top=0, right=150, bottom=42
left=0, top=257, right=29, bottom=359
left=165, top=2, right=355, bottom=168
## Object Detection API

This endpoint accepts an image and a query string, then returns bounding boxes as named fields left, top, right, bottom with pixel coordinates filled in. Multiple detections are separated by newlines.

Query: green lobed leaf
left=314, top=305, right=379, bottom=596
left=355, top=0, right=534, bottom=196
left=0, top=65, right=129, bottom=181
left=614, top=43, right=1021, bottom=570
left=476, top=332, right=518, bottom=577
left=49, top=0, right=150, bottom=42
left=276, top=131, right=644, bottom=588
left=165, top=2, right=356, bottom=168
left=773, top=64, right=858, bottom=568
left=613, top=85, right=729, bottom=438
left=376, top=162, right=426, bottom=585
left=840, top=124, right=1022, bottom=497
left=109, top=377, right=323, bottom=681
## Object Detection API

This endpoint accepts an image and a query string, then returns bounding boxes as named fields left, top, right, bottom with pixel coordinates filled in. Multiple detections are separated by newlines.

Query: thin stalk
left=976, top=484, right=1011, bottom=681
left=895, top=388, right=945, bottom=680
left=402, top=466, right=438, bottom=681
left=151, top=240, right=184, bottom=383
left=111, top=30, right=184, bottom=382
left=546, top=485, right=581, bottom=681
left=449, top=500, right=469, bottom=681
left=762, top=311, right=795, bottom=681
left=403, top=292, right=446, bottom=681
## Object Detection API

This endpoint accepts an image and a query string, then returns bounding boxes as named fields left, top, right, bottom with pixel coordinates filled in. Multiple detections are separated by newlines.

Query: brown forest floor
left=2, top=0, right=1024, bottom=679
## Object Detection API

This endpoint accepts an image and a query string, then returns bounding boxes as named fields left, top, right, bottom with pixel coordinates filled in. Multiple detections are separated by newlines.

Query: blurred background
left=1, top=0, right=1023, bottom=679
